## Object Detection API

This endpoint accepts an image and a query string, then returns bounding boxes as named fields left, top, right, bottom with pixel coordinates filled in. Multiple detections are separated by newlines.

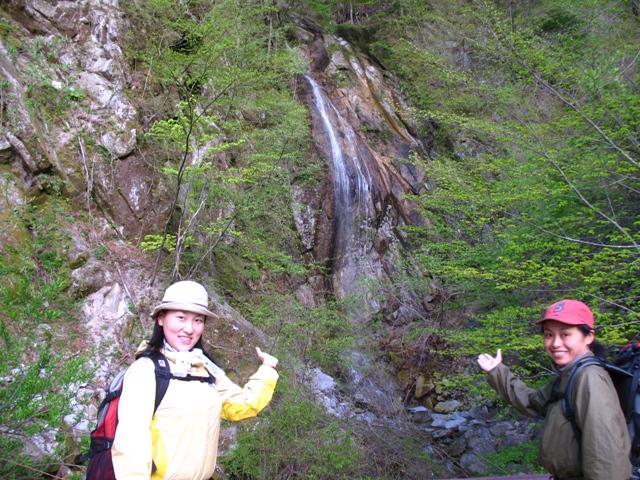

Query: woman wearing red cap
left=111, top=281, right=279, bottom=480
left=478, top=299, right=631, bottom=480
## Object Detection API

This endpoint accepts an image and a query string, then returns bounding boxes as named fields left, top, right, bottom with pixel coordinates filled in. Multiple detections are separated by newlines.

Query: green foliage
left=222, top=372, right=439, bottom=479
left=123, top=0, right=316, bottom=283
left=245, top=294, right=353, bottom=374
left=141, top=233, right=177, bottom=253
left=537, top=6, right=582, bottom=34
left=221, top=374, right=361, bottom=479
left=0, top=17, right=15, bottom=35
left=17, top=35, right=86, bottom=123
left=93, top=244, right=108, bottom=260
left=360, top=0, right=640, bottom=382
left=297, top=0, right=334, bottom=22
left=290, top=0, right=394, bottom=27
left=0, top=203, right=92, bottom=478
left=481, top=440, right=545, bottom=475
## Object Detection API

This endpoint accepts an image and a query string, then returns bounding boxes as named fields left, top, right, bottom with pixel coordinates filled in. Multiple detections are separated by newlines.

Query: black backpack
left=80, top=351, right=216, bottom=480
left=557, top=344, right=640, bottom=473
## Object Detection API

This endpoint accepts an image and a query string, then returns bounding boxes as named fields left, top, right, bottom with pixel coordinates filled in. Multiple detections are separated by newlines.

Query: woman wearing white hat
left=112, top=281, right=279, bottom=480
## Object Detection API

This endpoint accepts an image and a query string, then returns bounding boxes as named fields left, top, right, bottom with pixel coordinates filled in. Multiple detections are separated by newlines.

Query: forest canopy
left=373, top=0, right=640, bottom=363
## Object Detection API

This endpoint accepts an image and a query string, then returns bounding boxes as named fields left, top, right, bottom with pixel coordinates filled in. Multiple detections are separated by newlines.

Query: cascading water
left=305, top=74, right=375, bottom=279
left=297, top=45, right=428, bottom=425
left=304, top=71, right=407, bottom=418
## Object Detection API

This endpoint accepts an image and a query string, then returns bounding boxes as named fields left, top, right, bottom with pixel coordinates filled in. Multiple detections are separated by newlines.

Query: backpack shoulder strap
left=138, top=351, right=216, bottom=411
left=535, top=375, right=563, bottom=422
left=138, top=351, right=172, bottom=413
left=562, top=356, right=619, bottom=444
left=177, top=372, right=216, bottom=384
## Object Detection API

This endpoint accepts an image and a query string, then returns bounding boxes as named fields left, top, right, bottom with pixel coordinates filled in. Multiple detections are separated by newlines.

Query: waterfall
left=305, top=75, right=374, bottom=273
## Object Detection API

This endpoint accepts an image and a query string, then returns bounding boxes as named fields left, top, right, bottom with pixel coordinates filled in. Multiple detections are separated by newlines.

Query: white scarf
left=163, top=340, right=225, bottom=378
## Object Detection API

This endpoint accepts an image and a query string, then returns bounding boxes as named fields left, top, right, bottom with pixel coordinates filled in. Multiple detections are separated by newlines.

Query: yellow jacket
left=112, top=349, right=278, bottom=480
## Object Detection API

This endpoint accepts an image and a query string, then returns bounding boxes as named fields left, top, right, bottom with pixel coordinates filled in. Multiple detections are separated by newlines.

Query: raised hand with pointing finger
left=477, top=348, right=502, bottom=372
left=256, top=347, right=278, bottom=369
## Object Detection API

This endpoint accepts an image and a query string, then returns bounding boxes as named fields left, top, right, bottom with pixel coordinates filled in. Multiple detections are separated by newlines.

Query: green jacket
left=487, top=353, right=631, bottom=480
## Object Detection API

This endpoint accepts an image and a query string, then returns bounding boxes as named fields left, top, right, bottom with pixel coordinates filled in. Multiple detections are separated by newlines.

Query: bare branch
left=186, top=214, right=236, bottom=278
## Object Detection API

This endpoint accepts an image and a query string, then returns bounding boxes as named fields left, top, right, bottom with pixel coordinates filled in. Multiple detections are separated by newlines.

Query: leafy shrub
left=0, top=203, right=92, bottom=478
left=220, top=374, right=361, bottom=479
left=246, top=294, right=354, bottom=375
left=481, top=440, right=545, bottom=476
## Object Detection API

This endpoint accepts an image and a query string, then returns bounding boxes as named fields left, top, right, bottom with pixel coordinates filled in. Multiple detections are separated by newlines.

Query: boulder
left=434, top=399, right=462, bottom=414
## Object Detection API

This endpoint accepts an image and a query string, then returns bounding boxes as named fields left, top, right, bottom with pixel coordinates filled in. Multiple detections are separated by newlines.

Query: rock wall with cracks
left=1, top=0, right=437, bottom=322
left=0, top=1, right=488, bottom=476
left=293, top=26, right=433, bottom=316
left=1, top=0, right=167, bottom=240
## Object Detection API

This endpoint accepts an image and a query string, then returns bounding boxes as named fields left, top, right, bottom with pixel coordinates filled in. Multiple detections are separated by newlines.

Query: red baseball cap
left=535, top=299, right=594, bottom=329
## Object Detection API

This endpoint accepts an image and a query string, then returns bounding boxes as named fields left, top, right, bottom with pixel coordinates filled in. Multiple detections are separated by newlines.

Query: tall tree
left=123, top=0, right=314, bottom=285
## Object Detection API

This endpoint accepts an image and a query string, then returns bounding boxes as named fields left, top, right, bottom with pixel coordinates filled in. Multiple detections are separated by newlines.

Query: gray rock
left=434, top=399, right=462, bottom=413
left=489, top=421, right=513, bottom=436
left=341, top=351, right=403, bottom=416
left=430, top=413, right=466, bottom=430
left=431, top=429, right=452, bottom=440
left=466, top=427, right=497, bottom=456
left=459, top=453, right=488, bottom=475
left=469, top=405, right=492, bottom=422
left=408, top=406, right=432, bottom=423
left=501, top=431, right=530, bottom=448
left=449, top=435, right=467, bottom=456
left=0, top=137, right=13, bottom=164
left=70, top=259, right=114, bottom=298
left=21, top=429, right=59, bottom=460
left=310, top=368, right=336, bottom=392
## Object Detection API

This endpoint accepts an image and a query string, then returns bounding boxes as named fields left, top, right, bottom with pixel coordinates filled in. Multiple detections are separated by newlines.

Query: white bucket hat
left=150, top=281, right=218, bottom=320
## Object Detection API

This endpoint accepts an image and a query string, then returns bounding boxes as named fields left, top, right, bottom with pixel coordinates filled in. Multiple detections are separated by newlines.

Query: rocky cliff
left=295, top=25, right=431, bottom=305
left=0, top=1, right=531, bottom=478
left=1, top=0, right=433, bottom=311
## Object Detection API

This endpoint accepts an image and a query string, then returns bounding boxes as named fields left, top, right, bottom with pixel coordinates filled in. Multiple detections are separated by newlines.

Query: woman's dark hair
left=139, top=312, right=217, bottom=363
left=146, top=321, right=166, bottom=353
left=541, top=323, right=606, bottom=359
left=576, top=324, right=607, bottom=359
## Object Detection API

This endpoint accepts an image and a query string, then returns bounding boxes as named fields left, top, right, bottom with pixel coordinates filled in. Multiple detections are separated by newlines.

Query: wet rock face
left=309, top=37, right=330, bottom=73
left=293, top=31, right=429, bottom=302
